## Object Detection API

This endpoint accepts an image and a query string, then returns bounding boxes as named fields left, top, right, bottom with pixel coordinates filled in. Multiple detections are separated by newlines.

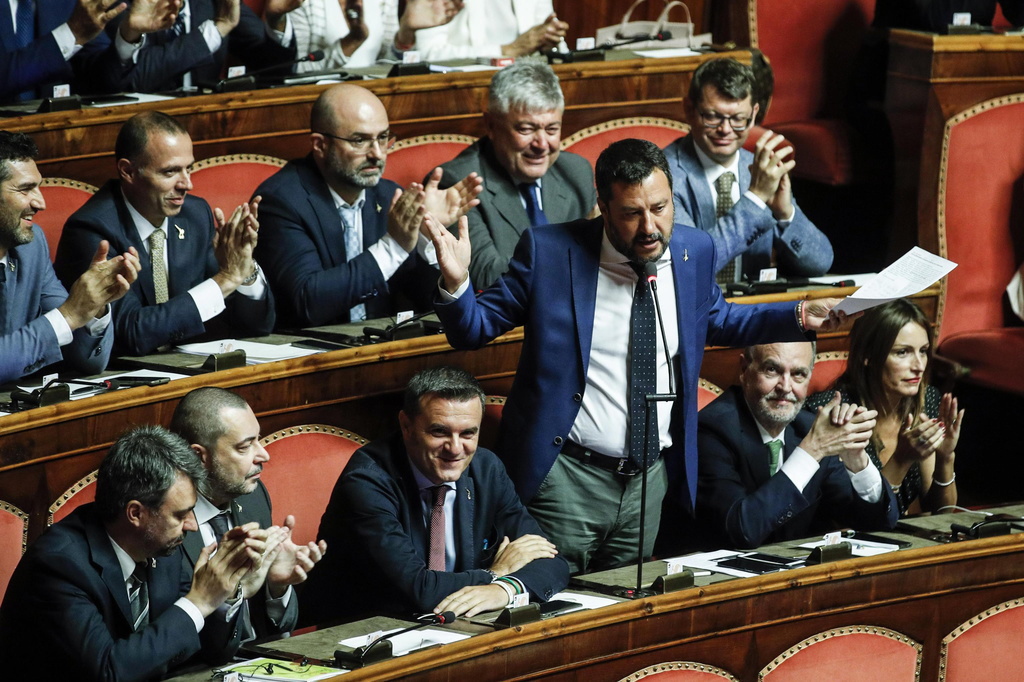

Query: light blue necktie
left=339, top=203, right=366, bottom=322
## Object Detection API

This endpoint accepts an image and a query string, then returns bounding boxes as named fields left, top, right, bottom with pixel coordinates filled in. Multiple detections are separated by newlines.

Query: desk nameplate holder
left=494, top=603, right=541, bottom=629
left=806, top=541, right=852, bottom=565
left=202, top=349, right=246, bottom=372
left=652, top=569, right=694, bottom=594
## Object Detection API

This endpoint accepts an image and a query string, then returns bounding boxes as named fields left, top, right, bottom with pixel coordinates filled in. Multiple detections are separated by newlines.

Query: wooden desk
left=5, top=52, right=749, bottom=187
left=0, top=285, right=938, bottom=543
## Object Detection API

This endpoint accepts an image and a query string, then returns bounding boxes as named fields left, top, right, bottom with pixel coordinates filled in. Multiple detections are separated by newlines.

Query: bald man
left=255, top=84, right=482, bottom=328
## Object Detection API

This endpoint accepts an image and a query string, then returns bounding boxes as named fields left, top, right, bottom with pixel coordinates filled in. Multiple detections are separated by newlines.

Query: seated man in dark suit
left=663, top=58, right=833, bottom=284
left=0, top=131, right=139, bottom=384
left=255, top=83, right=481, bottom=327
left=438, top=59, right=596, bottom=289
left=55, top=111, right=275, bottom=356
left=0, top=425, right=268, bottom=680
left=170, top=386, right=326, bottom=639
left=302, top=366, right=569, bottom=626
left=107, top=0, right=300, bottom=93
left=696, top=342, right=899, bottom=549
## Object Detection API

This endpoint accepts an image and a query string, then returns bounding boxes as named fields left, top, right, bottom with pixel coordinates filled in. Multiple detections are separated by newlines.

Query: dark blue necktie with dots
left=628, top=263, right=658, bottom=467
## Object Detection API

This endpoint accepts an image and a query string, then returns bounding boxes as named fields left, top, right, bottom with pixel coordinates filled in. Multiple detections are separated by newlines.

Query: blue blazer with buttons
left=0, top=226, right=112, bottom=383
left=435, top=216, right=809, bottom=513
left=663, top=135, right=833, bottom=279
left=55, top=180, right=275, bottom=356
left=301, top=433, right=570, bottom=625
left=255, top=154, right=439, bottom=328
left=696, top=386, right=898, bottom=549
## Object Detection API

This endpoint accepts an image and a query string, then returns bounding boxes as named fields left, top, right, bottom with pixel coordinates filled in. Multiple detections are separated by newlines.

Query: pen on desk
left=71, top=379, right=119, bottom=395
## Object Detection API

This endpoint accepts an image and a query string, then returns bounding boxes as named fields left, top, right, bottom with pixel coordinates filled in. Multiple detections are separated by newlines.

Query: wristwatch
left=241, top=263, right=259, bottom=287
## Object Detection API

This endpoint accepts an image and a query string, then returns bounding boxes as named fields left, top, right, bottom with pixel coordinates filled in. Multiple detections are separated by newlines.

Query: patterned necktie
left=714, top=172, right=740, bottom=285
left=427, top=485, right=449, bottom=571
left=767, top=439, right=783, bottom=475
left=128, top=562, right=150, bottom=631
left=339, top=205, right=366, bottom=322
left=14, top=0, right=34, bottom=48
left=519, top=182, right=548, bottom=227
left=208, top=509, right=230, bottom=542
left=148, top=229, right=169, bottom=304
left=628, top=263, right=659, bottom=468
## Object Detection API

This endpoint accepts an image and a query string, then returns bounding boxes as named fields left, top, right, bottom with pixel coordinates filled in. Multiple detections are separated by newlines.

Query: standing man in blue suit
left=55, top=111, right=275, bottom=356
left=0, top=0, right=177, bottom=100
left=437, top=60, right=596, bottom=290
left=426, top=139, right=849, bottom=573
left=697, top=342, right=898, bottom=550
left=256, top=83, right=482, bottom=328
left=0, top=131, right=139, bottom=384
left=663, top=58, right=833, bottom=284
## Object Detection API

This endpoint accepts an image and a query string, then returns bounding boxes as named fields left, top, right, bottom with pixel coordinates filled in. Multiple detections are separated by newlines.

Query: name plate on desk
left=202, top=349, right=246, bottom=372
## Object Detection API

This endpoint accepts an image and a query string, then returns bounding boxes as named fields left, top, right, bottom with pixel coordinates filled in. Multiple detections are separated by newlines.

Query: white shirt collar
left=121, top=188, right=168, bottom=245
left=598, top=225, right=674, bottom=268
left=408, top=457, right=457, bottom=493
left=751, top=409, right=787, bottom=446
left=326, top=185, right=366, bottom=212
left=107, top=534, right=143, bottom=582
left=193, top=493, right=225, bottom=526
left=693, top=141, right=741, bottom=184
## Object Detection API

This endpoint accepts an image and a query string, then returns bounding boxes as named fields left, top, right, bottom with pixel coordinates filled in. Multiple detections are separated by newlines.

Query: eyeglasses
left=315, top=131, right=396, bottom=153
left=697, top=111, right=753, bottom=132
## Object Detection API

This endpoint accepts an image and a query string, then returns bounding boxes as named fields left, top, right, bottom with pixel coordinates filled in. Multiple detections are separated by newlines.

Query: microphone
left=209, top=50, right=326, bottom=91
left=644, top=261, right=676, bottom=397
left=335, top=611, right=457, bottom=668
left=245, top=50, right=325, bottom=78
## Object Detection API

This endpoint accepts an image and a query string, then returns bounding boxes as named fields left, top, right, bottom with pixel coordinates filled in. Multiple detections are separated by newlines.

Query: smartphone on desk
left=715, top=556, right=788, bottom=574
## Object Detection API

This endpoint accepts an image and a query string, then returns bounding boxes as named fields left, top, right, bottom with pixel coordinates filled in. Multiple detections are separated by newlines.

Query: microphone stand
left=616, top=263, right=677, bottom=600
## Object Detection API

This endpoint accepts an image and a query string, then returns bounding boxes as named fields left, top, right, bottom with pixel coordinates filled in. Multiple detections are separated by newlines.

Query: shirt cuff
left=272, top=16, right=293, bottom=45
left=369, top=233, right=412, bottom=281
left=199, top=19, right=224, bottom=54
left=188, top=278, right=228, bottom=322
left=235, top=266, right=268, bottom=300
left=175, top=597, right=206, bottom=632
left=780, top=447, right=819, bottom=492
left=85, top=305, right=112, bottom=337
left=438, top=275, right=471, bottom=301
left=264, top=584, right=293, bottom=625
left=52, top=24, right=82, bottom=60
left=115, top=28, right=147, bottom=62
left=44, top=308, right=74, bottom=346
left=848, top=461, right=883, bottom=503
left=743, top=190, right=768, bottom=211
left=417, top=233, right=438, bottom=265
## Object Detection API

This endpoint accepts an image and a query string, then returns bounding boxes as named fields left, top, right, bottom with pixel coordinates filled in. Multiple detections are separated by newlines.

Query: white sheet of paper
left=832, top=247, right=957, bottom=316
left=663, top=549, right=753, bottom=577
left=633, top=48, right=700, bottom=58
left=175, top=340, right=322, bottom=364
left=798, top=538, right=900, bottom=557
left=339, top=627, right=470, bottom=657
left=551, top=591, right=618, bottom=610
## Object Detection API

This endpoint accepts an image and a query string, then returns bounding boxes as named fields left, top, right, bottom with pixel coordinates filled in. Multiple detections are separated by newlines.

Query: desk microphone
left=335, top=611, right=457, bottom=669
left=644, top=261, right=676, bottom=396
left=211, top=50, right=326, bottom=90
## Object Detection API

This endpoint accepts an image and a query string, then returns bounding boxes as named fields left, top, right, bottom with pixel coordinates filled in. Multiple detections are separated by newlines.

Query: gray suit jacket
left=663, top=135, right=833, bottom=279
left=438, top=138, right=596, bottom=289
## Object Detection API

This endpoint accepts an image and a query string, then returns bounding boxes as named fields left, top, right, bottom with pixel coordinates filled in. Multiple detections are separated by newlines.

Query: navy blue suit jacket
left=302, top=433, right=570, bottom=625
left=0, top=226, right=112, bottom=383
left=696, top=386, right=898, bottom=549
left=54, top=180, right=275, bottom=356
left=180, top=481, right=299, bottom=636
left=255, top=155, right=438, bottom=327
left=435, top=217, right=808, bottom=511
left=104, top=0, right=296, bottom=92
left=0, top=504, right=239, bottom=680
left=0, top=0, right=121, bottom=100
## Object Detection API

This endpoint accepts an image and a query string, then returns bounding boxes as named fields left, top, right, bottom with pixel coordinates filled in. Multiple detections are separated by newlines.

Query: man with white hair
left=437, top=60, right=595, bottom=289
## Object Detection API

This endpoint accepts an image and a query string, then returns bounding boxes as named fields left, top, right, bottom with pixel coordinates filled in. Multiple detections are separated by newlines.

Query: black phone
left=715, top=557, right=787, bottom=574
left=742, top=552, right=804, bottom=566
left=851, top=532, right=912, bottom=548
left=538, top=599, right=584, bottom=618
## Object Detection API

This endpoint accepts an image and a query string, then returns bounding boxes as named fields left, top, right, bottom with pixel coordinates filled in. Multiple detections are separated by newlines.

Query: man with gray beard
left=255, top=83, right=482, bottom=327
left=695, top=342, right=898, bottom=549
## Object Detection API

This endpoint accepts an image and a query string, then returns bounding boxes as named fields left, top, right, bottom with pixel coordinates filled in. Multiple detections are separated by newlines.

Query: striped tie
left=129, top=562, right=149, bottom=631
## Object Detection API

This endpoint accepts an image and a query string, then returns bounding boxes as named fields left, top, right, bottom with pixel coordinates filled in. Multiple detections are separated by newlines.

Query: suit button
left=573, top=393, right=582, bottom=402
left=93, top=346, right=103, bottom=356
left=553, top=436, right=564, bottom=446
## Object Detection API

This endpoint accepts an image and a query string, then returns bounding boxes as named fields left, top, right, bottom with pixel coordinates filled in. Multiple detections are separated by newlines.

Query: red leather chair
left=37, top=178, right=98, bottom=261
left=697, top=378, right=724, bottom=411
left=189, top=153, right=286, bottom=215
left=563, top=117, right=690, bottom=168
left=259, top=425, right=368, bottom=546
left=927, top=94, right=1024, bottom=395
left=48, top=471, right=98, bottom=525
left=760, top=626, right=922, bottom=681
left=808, top=351, right=849, bottom=396
left=941, top=598, right=1024, bottom=681
left=618, top=661, right=740, bottom=681
left=480, top=395, right=506, bottom=453
left=0, top=500, right=29, bottom=601
left=720, top=0, right=875, bottom=186
left=382, top=134, right=477, bottom=188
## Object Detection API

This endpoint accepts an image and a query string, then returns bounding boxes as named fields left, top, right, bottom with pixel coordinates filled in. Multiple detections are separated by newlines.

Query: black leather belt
left=561, top=440, right=642, bottom=476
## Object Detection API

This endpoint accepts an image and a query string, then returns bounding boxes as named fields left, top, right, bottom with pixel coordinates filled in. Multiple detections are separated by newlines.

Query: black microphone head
left=437, top=611, right=457, bottom=624
left=657, top=30, right=673, bottom=40
left=644, top=261, right=658, bottom=280
left=306, top=49, right=326, bottom=62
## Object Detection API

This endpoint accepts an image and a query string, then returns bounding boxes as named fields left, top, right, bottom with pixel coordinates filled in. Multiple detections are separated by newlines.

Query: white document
left=550, top=591, right=618, bottom=610
left=175, top=340, right=322, bottom=364
left=633, top=48, right=700, bottom=58
left=339, top=627, right=470, bottom=657
left=833, top=247, right=957, bottom=316
left=663, top=549, right=753, bottom=578
left=798, top=538, right=899, bottom=557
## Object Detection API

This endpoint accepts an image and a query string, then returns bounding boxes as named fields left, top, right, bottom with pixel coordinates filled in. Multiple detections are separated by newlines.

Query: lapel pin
left=376, top=203, right=382, bottom=214
left=175, top=224, right=185, bottom=240
left=684, top=248, right=689, bottom=262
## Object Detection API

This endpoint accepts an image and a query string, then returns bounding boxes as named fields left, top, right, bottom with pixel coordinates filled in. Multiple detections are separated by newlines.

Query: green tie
left=767, top=440, right=783, bottom=475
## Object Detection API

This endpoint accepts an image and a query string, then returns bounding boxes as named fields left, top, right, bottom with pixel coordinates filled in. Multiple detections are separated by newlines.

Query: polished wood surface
left=6, top=51, right=745, bottom=188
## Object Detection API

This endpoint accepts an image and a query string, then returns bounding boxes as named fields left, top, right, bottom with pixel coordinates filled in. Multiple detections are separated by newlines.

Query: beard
left=752, top=389, right=805, bottom=430
left=328, top=156, right=384, bottom=190
left=607, top=228, right=667, bottom=264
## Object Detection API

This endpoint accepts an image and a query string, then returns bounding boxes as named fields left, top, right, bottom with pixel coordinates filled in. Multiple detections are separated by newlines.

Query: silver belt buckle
left=616, top=458, right=634, bottom=475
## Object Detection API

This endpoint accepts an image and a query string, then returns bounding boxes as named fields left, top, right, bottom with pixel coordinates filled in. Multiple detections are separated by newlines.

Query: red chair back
left=38, top=179, right=98, bottom=261
left=48, top=471, right=98, bottom=526
left=809, top=351, right=849, bottom=396
left=760, top=626, right=921, bottom=681
left=697, top=378, right=724, bottom=411
left=260, top=425, right=367, bottom=546
left=563, top=118, right=690, bottom=168
left=619, top=661, right=740, bottom=681
left=190, top=154, right=286, bottom=215
left=942, top=598, right=1024, bottom=681
left=0, top=501, right=28, bottom=601
left=383, top=134, right=477, bottom=188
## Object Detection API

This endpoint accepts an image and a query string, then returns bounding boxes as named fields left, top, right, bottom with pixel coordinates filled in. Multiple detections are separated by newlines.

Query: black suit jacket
left=0, top=504, right=239, bottom=681
left=180, top=481, right=299, bottom=636
left=104, top=0, right=296, bottom=93
left=696, top=386, right=898, bottom=549
left=54, top=180, right=275, bottom=356
left=255, top=155, right=438, bottom=327
left=300, top=433, right=570, bottom=626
